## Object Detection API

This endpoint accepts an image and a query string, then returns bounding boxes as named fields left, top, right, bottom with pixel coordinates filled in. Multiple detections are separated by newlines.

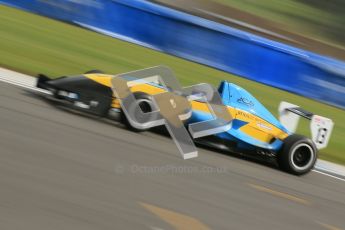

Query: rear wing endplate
left=279, top=101, right=334, bottom=150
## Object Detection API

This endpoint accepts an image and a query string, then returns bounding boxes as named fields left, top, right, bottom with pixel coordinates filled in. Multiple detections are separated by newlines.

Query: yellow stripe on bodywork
left=191, top=101, right=288, bottom=142
left=85, top=74, right=113, bottom=87
left=130, top=84, right=165, bottom=95
left=85, top=74, right=165, bottom=95
left=235, top=109, right=288, bottom=141
left=85, top=74, right=165, bottom=108
left=239, top=125, right=273, bottom=142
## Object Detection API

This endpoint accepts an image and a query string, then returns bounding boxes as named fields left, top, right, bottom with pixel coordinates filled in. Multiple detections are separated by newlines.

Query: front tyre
left=277, top=134, right=317, bottom=175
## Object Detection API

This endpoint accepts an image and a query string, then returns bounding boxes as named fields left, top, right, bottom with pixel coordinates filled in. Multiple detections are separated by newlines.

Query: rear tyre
left=122, top=92, right=158, bottom=132
left=84, top=69, right=104, bottom=74
left=277, top=134, right=317, bottom=175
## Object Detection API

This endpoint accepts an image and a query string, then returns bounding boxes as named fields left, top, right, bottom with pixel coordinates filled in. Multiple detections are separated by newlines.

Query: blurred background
left=153, top=0, right=345, bottom=60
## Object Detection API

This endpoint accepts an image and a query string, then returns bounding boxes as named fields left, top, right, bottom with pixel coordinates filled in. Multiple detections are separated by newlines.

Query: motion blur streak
left=248, top=183, right=310, bottom=205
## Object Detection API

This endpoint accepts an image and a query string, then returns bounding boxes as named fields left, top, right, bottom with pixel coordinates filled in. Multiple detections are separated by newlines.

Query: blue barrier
left=1, top=0, right=345, bottom=109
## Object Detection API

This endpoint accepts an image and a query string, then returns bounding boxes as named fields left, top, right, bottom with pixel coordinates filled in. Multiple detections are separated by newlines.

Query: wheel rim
left=290, top=143, right=315, bottom=171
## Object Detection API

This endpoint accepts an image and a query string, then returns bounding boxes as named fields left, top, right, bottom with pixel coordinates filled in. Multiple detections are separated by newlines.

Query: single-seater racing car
left=36, top=66, right=334, bottom=175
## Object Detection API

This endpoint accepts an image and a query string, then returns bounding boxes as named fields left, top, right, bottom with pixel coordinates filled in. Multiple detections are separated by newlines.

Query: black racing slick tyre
left=277, top=134, right=317, bottom=175
left=84, top=69, right=104, bottom=74
left=122, top=92, right=159, bottom=132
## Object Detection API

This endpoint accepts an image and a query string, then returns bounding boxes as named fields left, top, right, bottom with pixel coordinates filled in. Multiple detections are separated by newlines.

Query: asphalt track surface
left=1, top=80, right=345, bottom=230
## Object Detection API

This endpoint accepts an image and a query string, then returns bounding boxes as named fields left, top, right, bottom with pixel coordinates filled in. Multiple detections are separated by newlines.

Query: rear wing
left=278, top=101, right=334, bottom=150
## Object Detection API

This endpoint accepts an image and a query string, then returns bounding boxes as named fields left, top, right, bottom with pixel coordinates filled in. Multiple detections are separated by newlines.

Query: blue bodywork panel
left=191, top=81, right=289, bottom=151
left=220, top=81, right=287, bottom=131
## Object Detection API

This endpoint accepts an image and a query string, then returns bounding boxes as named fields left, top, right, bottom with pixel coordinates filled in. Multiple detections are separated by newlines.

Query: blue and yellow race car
left=36, top=66, right=334, bottom=175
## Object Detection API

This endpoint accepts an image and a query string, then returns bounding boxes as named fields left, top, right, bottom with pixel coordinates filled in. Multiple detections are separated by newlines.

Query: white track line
left=312, top=170, right=345, bottom=182
left=0, top=75, right=52, bottom=95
